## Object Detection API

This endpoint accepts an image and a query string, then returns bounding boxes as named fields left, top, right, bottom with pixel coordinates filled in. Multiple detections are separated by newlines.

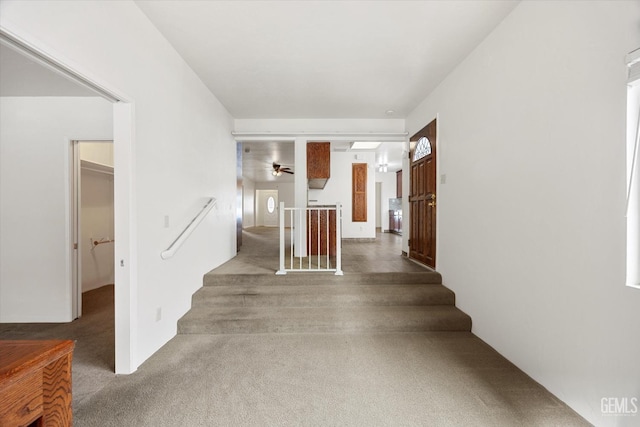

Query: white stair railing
left=276, top=202, right=343, bottom=275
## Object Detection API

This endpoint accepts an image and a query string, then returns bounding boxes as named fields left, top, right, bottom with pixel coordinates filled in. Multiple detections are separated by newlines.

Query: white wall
left=0, top=97, right=113, bottom=322
left=80, top=167, right=114, bottom=292
left=0, top=0, right=237, bottom=370
left=375, top=171, right=397, bottom=232
left=406, top=1, right=640, bottom=425
left=80, top=141, right=114, bottom=167
left=255, top=190, right=267, bottom=226
left=309, top=151, right=376, bottom=238
left=242, top=177, right=256, bottom=228
left=80, top=142, right=115, bottom=293
left=235, top=118, right=405, bottom=134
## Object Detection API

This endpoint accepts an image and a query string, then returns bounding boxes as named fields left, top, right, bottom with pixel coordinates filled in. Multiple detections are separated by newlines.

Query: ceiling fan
left=272, top=162, right=294, bottom=176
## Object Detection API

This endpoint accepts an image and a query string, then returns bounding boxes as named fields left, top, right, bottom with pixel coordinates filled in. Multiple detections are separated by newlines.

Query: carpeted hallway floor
left=0, top=229, right=591, bottom=426
left=0, top=284, right=116, bottom=407
left=74, top=332, right=589, bottom=426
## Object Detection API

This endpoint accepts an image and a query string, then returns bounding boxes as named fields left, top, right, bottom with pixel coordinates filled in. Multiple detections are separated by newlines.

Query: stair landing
left=178, top=270, right=471, bottom=335
left=178, top=228, right=471, bottom=336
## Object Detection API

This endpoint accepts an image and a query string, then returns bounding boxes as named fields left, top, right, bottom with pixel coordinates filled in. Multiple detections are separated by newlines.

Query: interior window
left=267, top=196, right=276, bottom=214
left=413, top=136, right=432, bottom=162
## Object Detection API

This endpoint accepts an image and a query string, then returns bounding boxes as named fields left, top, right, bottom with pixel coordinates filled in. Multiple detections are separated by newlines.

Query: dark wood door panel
left=409, top=119, right=437, bottom=268
left=352, top=163, right=367, bottom=222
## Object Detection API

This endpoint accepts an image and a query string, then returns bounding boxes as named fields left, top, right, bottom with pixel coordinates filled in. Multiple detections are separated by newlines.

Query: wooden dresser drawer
left=0, top=340, right=74, bottom=427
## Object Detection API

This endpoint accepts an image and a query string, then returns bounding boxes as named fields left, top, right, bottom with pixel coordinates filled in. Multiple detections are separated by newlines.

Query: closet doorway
left=72, top=140, right=114, bottom=318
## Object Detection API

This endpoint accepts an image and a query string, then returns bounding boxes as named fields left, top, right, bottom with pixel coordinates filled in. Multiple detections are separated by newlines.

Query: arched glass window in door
left=413, top=136, right=432, bottom=161
left=267, top=196, right=276, bottom=214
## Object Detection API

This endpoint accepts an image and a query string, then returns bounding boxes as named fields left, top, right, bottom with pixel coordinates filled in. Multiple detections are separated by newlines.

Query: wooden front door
left=409, top=119, right=437, bottom=268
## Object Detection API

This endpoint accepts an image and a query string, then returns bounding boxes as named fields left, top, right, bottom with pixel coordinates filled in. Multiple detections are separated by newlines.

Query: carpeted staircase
left=177, top=271, right=471, bottom=334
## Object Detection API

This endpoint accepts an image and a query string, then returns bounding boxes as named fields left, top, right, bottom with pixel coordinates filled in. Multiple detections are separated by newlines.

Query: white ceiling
left=135, top=0, right=519, bottom=119
left=134, top=0, right=518, bottom=181
left=242, top=141, right=296, bottom=183
left=1, top=1, right=519, bottom=184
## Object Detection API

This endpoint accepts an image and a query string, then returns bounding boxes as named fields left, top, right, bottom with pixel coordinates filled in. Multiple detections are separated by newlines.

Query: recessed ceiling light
left=385, top=110, right=395, bottom=116
left=351, top=141, right=382, bottom=150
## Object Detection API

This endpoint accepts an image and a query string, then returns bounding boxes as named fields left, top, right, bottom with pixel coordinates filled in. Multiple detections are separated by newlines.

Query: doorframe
left=71, top=141, right=80, bottom=320
left=0, top=27, right=138, bottom=374
left=434, top=116, right=440, bottom=268
left=375, top=182, right=382, bottom=231
left=71, top=140, right=114, bottom=320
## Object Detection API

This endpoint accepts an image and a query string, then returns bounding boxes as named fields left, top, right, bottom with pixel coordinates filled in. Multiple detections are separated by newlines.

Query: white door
left=263, top=190, right=279, bottom=227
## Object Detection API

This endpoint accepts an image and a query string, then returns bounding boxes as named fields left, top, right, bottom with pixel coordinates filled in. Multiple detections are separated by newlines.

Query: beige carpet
left=0, top=230, right=591, bottom=426
left=74, top=332, right=589, bottom=426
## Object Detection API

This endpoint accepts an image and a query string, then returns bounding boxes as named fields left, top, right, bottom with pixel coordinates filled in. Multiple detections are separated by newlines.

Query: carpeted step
left=191, top=284, right=455, bottom=308
left=203, top=271, right=442, bottom=287
left=185, top=270, right=471, bottom=335
left=177, top=305, right=471, bottom=334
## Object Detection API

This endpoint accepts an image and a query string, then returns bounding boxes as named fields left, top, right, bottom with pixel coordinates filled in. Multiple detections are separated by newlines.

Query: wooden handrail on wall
left=161, top=197, right=216, bottom=260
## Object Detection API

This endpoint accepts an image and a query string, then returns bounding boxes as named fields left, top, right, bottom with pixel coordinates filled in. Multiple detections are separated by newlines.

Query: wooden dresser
left=0, top=340, right=75, bottom=427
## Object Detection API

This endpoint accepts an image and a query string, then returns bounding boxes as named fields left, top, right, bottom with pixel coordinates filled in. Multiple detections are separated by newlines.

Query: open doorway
left=72, top=140, right=115, bottom=319
left=239, top=140, right=295, bottom=231
left=1, top=29, right=135, bottom=374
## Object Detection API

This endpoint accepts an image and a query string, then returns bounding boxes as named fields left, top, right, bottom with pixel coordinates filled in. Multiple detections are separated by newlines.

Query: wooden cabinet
left=307, top=208, right=336, bottom=255
left=396, top=170, right=403, bottom=198
left=307, top=142, right=330, bottom=189
left=0, top=340, right=75, bottom=427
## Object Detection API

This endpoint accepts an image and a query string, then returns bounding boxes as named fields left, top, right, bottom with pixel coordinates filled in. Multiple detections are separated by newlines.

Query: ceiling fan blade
left=282, top=170, right=294, bottom=174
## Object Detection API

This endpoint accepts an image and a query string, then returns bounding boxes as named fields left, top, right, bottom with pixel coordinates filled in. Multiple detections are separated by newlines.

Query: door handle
left=428, top=201, right=436, bottom=207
